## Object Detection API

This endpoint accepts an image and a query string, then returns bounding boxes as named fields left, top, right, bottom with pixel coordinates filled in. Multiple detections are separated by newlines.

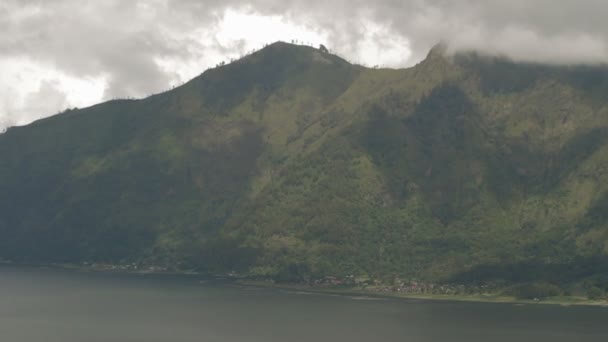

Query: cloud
left=382, top=0, right=608, bottom=65
left=21, top=79, right=69, bottom=120
left=0, top=78, right=68, bottom=129
left=2, top=0, right=608, bottom=129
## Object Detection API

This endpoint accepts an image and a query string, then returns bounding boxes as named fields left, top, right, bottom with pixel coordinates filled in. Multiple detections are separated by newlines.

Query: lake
left=1, top=265, right=607, bottom=341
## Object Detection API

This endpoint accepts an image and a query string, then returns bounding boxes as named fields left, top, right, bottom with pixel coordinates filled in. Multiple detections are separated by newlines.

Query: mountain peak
left=240, top=41, right=350, bottom=67
left=263, top=41, right=326, bottom=52
left=425, top=41, right=449, bottom=60
left=175, top=40, right=361, bottom=115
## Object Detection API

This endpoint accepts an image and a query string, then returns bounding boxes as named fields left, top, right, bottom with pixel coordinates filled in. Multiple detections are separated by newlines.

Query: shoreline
left=237, top=280, right=608, bottom=308
left=2, top=261, right=607, bottom=307
left=0, top=261, right=206, bottom=277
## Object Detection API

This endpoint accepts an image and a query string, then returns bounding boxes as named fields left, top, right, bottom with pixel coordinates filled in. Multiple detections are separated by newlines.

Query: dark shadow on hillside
left=360, top=84, right=518, bottom=223
left=447, top=256, right=608, bottom=285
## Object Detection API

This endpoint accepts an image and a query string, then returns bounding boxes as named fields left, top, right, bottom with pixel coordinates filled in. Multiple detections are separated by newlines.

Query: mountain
left=1, top=42, right=608, bottom=287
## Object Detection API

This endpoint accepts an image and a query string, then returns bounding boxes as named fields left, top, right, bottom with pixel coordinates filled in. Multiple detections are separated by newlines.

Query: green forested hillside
left=1, top=42, right=608, bottom=288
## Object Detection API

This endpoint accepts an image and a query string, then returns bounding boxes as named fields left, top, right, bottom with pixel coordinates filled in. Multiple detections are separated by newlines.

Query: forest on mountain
left=1, top=42, right=608, bottom=295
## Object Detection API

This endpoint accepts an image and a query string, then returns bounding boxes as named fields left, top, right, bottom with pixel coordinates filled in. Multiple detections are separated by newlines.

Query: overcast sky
left=2, top=0, right=608, bottom=130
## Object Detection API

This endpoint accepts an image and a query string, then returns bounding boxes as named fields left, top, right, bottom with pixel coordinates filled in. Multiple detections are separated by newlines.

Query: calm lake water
left=1, top=266, right=608, bottom=342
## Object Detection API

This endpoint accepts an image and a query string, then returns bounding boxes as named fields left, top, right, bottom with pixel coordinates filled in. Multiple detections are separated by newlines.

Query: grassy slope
left=1, top=42, right=608, bottom=293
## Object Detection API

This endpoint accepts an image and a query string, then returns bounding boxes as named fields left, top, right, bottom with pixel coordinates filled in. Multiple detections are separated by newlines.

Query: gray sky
left=2, top=0, right=608, bottom=130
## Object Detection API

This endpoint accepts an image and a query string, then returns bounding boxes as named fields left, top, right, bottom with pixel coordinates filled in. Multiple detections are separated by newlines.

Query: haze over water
left=1, top=266, right=607, bottom=342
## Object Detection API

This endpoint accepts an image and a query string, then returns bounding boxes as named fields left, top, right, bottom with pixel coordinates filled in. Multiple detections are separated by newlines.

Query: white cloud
left=216, top=8, right=328, bottom=51
left=448, top=28, right=608, bottom=65
left=0, top=57, right=106, bottom=128
left=349, top=21, right=412, bottom=67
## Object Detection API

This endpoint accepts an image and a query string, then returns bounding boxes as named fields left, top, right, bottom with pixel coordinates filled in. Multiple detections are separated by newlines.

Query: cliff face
left=2, top=42, right=608, bottom=284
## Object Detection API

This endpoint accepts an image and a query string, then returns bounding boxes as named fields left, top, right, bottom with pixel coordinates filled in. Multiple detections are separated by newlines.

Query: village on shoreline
left=2, top=260, right=607, bottom=307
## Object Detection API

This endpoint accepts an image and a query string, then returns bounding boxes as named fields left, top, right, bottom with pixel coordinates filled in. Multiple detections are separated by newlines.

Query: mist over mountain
left=1, top=42, right=608, bottom=287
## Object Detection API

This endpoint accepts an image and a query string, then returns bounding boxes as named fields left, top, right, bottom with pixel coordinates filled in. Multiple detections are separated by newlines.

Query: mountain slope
left=1, top=42, right=608, bottom=287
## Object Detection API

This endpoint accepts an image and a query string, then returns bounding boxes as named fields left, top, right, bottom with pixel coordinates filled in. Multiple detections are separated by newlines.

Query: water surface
left=1, top=266, right=607, bottom=341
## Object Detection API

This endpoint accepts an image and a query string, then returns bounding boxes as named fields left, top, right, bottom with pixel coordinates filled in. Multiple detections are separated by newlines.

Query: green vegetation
left=1, top=42, right=608, bottom=291
left=504, top=282, right=563, bottom=299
